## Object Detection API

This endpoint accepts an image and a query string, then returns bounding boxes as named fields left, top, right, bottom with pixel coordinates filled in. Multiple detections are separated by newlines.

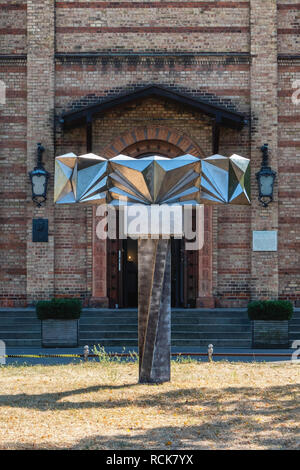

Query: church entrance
left=96, top=127, right=211, bottom=309
left=121, top=238, right=186, bottom=308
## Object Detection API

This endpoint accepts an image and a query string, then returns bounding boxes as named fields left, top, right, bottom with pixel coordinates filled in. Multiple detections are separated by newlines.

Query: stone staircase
left=289, top=309, right=300, bottom=345
left=0, top=307, right=299, bottom=348
left=79, top=308, right=252, bottom=348
left=0, top=308, right=41, bottom=347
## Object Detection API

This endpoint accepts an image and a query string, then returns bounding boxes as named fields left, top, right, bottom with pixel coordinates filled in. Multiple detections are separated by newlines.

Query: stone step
left=172, top=339, right=252, bottom=347
left=79, top=339, right=252, bottom=348
left=80, top=318, right=138, bottom=325
left=80, top=330, right=251, bottom=340
left=0, top=311, right=37, bottom=316
left=80, top=331, right=137, bottom=340
left=80, top=315, right=249, bottom=323
left=81, top=309, right=247, bottom=317
left=80, top=324, right=251, bottom=333
left=172, top=331, right=251, bottom=339
left=0, top=314, right=37, bottom=320
left=0, top=324, right=41, bottom=331
left=79, top=317, right=251, bottom=326
left=289, top=331, right=300, bottom=339
left=2, top=339, right=41, bottom=347
left=0, top=320, right=41, bottom=326
left=81, top=310, right=138, bottom=318
left=80, top=312, right=250, bottom=321
left=79, top=339, right=137, bottom=347
left=0, top=331, right=41, bottom=339
left=81, top=307, right=246, bottom=312
left=79, top=321, right=139, bottom=327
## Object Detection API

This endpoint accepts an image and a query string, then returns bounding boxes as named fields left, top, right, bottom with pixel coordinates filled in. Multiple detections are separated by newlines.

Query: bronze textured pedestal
left=138, top=238, right=171, bottom=383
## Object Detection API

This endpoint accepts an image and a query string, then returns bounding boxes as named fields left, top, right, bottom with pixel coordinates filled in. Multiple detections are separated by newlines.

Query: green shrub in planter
left=247, top=300, right=293, bottom=321
left=36, top=298, right=82, bottom=320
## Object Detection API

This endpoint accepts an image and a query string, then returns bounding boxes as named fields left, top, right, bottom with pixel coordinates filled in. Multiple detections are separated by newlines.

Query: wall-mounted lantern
left=256, top=144, right=276, bottom=207
left=29, top=143, right=50, bottom=207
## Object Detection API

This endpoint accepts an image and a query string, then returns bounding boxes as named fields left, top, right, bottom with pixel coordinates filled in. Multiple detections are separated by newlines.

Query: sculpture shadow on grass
left=0, top=382, right=298, bottom=412
left=0, top=382, right=298, bottom=449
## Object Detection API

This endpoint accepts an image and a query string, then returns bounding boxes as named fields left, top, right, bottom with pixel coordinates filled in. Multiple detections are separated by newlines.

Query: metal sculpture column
left=138, top=238, right=171, bottom=383
left=54, top=152, right=251, bottom=384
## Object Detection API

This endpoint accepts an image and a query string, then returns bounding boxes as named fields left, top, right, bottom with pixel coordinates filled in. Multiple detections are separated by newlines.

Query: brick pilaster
left=250, top=0, right=279, bottom=300
left=197, top=206, right=215, bottom=308
left=26, top=0, right=55, bottom=303
left=91, top=207, right=109, bottom=307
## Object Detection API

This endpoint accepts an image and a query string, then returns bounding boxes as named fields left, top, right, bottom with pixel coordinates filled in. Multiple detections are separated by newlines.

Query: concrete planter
left=42, top=319, right=79, bottom=347
left=252, top=321, right=289, bottom=348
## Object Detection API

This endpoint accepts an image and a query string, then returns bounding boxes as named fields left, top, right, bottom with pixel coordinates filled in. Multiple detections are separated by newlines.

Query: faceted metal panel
left=54, top=152, right=77, bottom=204
left=54, top=152, right=250, bottom=206
left=107, top=154, right=201, bottom=205
left=54, top=153, right=107, bottom=205
left=200, top=153, right=250, bottom=205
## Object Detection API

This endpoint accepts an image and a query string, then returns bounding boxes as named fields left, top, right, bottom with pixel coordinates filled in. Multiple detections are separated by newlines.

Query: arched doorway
left=104, top=127, right=203, bottom=309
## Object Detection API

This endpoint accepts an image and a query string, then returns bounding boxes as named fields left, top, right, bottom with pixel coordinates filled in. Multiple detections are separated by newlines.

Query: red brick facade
left=0, top=0, right=299, bottom=307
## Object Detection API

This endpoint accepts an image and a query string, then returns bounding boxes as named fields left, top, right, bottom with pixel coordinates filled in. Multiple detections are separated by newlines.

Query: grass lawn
left=0, top=360, right=299, bottom=450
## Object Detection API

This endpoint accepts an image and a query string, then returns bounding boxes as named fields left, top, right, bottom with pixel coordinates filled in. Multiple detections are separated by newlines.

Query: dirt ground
left=0, top=360, right=299, bottom=450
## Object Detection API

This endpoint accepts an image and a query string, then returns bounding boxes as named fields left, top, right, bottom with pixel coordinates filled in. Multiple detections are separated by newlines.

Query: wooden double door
left=107, top=238, right=198, bottom=309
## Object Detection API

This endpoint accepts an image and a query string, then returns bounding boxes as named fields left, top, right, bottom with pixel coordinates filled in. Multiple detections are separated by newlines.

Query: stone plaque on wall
left=252, top=230, right=277, bottom=252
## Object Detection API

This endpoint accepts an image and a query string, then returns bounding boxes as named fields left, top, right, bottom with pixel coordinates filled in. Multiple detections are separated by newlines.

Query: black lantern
left=29, top=143, right=50, bottom=207
left=256, top=144, right=276, bottom=207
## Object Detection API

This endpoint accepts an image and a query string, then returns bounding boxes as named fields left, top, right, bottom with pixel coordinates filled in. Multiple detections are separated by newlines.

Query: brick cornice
left=0, top=53, right=253, bottom=67
left=0, top=55, right=27, bottom=64
left=56, top=2, right=250, bottom=9
left=278, top=55, right=300, bottom=66
left=55, top=52, right=251, bottom=66
left=4, top=53, right=300, bottom=65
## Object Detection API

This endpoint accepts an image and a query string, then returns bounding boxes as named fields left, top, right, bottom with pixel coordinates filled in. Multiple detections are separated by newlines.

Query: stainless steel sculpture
left=55, top=154, right=203, bottom=205
left=54, top=152, right=250, bottom=383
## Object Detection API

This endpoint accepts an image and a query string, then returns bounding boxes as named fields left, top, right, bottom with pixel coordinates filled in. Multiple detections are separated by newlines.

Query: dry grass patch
left=0, top=361, right=299, bottom=450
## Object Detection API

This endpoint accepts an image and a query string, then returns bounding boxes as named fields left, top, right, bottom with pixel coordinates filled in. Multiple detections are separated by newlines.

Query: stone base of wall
left=89, top=297, right=109, bottom=308
left=0, top=298, right=27, bottom=308
left=42, top=320, right=79, bottom=348
left=215, top=299, right=249, bottom=308
left=252, top=321, right=289, bottom=348
left=196, top=297, right=215, bottom=308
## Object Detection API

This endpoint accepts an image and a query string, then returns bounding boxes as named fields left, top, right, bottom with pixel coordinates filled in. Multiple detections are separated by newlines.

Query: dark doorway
left=119, top=238, right=186, bottom=308
left=107, top=223, right=198, bottom=309
left=171, top=239, right=185, bottom=308
left=122, top=238, right=138, bottom=307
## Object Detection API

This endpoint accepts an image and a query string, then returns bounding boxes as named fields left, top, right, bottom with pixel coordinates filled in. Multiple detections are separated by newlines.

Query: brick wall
left=277, top=1, right=300, bottom=303
left=0, top=0, right=299, bottom=306
left=0, top=55, right=27, bottom=306
left=55, top=1, right=250, bottom=53
left=0, top=0, right=28, bottom=307
left=278, top=57, right=300, bottom=302
left=0, top=1, right=27, bottom=54
left=278, top=2, right=300, bottom=54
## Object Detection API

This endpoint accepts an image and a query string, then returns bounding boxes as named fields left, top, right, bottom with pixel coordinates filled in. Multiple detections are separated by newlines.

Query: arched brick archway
left=103, top=126, right=206, bottom=158
left=122, top=140, right=183, bottom=158
left=92, top=127, right=214, bottom=308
